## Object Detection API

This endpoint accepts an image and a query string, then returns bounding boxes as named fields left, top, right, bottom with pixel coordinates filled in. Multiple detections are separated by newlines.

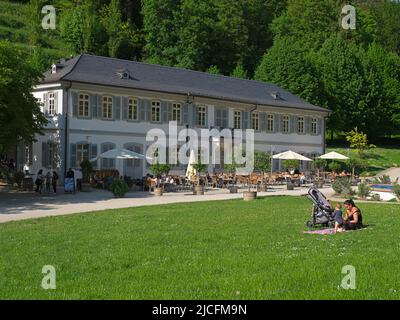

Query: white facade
left=22, top=81, right=328, bottom=181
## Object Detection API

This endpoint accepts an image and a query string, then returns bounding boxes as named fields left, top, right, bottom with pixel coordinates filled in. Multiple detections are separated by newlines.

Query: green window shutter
left=260, top=113, right=267, bottom=132
left=305, top=117, right=310, bottom=134
left=182, top=103, right=189, bottom=124
left=114, top=96, right=121, bottom=121
left=317, top=118, right=323, bottom=135
left=71, top=92, right=78, bottom=117
left=168, top=102, right=173, bottom=122
left=42, top=142, right=49, bottom=168
left=242, top=111, right=249, bottom=129
left=274, top=114, right=280, bottom=133
left=291, top=116, right=297, bottom=133
left=214, top=108, right=220, bottom=127
left=97, top=95, right=102, bottom=119
left=91, top=94, right=97, bottom=118
left=161, top=101, right=168, bottom=123
left=122, top=97, right=128, bottom=120
left=90, top=144, right=98, bottom=169
left=188, top=104, right=195, bottom=126
left=139, top=99, right=146, bottom=121
left=70, top=144, right=77, bottom=169
left=221, top=109, right=227, bottom=128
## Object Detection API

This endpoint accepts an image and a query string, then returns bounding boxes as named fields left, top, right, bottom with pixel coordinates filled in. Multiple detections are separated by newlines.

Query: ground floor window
left=76, top=143, right=89, bottom=165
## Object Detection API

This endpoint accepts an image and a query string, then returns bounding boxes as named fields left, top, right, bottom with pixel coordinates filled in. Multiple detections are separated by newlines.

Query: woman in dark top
left=343, top=199, right=363, bottom=230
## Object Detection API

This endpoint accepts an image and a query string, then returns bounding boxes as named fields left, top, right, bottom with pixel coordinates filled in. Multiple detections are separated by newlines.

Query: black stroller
left=305, top=187, right=335, bottom=228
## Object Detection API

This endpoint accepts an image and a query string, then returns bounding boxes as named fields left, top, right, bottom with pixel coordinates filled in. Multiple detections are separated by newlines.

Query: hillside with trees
left=0, top=0, right=400, bottom=148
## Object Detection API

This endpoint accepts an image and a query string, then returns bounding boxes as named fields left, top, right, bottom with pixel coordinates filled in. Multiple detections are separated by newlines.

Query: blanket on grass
left=304, top=226, right=368, bottom=235
left=303, top=228, right=336, bottom=235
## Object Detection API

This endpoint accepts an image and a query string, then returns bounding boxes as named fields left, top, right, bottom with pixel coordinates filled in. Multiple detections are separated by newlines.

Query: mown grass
left=327, top=146, right=400, bottom=176
left=0, top=196, right=399, bottom=300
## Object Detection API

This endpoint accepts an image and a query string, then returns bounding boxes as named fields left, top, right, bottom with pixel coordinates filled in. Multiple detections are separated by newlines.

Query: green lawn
left=0, top=196, right=399, bottom=300
left=327, top=146, right=400, bottom=176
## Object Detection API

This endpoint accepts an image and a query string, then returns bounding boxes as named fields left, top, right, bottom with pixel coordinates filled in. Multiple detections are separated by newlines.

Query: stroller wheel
left=306, top=221, right=314, bottom=228
left=328, top=221, right=335, bottom=228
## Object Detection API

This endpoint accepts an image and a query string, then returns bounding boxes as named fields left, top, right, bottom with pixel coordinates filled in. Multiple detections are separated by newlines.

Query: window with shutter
left=197, top=106, right=207, bottom=127
left=48, top=92, right=55, bottom=116
left=151, top=101, right=161, bottom=122
left=102, top=96, right=113, bottom=119
left=79, top=94, right=90, bottom=117
left=172, top=103, right=181, bottom=122
left=252, top=113, right=259, bottom=131
left=128, top=98, right=138, bottom=120
left=282, top=115, right=290, bottom=133
left=267, top=114, right=274, bottom=133
left=234, top=111, right=241, bottom=129
left=297, top=116, right=305, bottom=134
left=311, top=118, right=318, bottom=135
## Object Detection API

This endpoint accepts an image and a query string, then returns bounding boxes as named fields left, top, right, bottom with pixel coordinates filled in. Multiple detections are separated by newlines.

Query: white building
left=18, top=54, right=330, bottom=180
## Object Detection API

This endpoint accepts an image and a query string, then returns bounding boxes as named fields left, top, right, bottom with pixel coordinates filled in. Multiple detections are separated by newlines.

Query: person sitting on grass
left=343, top=199, right=363, bottom=230
left=333, top=203, right=344, bottom=233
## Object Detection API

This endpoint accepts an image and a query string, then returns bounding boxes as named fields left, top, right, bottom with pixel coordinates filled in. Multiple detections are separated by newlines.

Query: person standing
left=52, top=171, right=59, bottom=194
left=45, top=172, right=52, bottom=193
left=35, top=169, right=43, bottom=194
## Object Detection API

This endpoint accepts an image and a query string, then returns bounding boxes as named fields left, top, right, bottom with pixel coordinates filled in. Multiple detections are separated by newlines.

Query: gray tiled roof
left=41, top=54, right=329, bottom=113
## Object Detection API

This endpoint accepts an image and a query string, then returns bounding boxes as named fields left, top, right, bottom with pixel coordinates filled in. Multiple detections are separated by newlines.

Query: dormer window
left=51, top=63, right=64, bottom=74
left=122, top=71, right=130, bottom=79
left=271, top=91, right=281, bottom=100
left=118, top=69, right=130, bottom=79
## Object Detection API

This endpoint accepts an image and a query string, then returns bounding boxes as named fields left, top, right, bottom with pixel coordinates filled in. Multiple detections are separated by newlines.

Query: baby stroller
left=306, top=187, right=335, bottom=228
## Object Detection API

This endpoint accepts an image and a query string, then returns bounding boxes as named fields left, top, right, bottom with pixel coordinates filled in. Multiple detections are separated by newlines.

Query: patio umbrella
left=272, top=150, right=312, bottom=161
left=186, top=149, right=197, bottom=181
left=90, top=147, right=151, bottom=162
left=319, top=151, right=349, bottom=160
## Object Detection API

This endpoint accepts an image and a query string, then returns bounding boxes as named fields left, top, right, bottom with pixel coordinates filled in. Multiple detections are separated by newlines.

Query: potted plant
left=150, top=162, right=170, bottom=196
left=80, top=159, right=93, bottom=192
left=192, top=160, right=207, bottom=195
left=283, top=159, right=298, bottom=190
left=109, top=179, right=129, bottom=198
left=224, top=159, right=238, bottom=193
left=254, top=151, right=271, bottom=192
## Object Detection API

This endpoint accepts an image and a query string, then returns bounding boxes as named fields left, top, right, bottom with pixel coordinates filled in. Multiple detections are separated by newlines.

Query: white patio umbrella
left=319, top=151, right=349, bottom=160
left=90, top=147, right=151, bottom=162
left=186, top=149, right=197, bottom=181
left=272, top=150, right=312, bottom=161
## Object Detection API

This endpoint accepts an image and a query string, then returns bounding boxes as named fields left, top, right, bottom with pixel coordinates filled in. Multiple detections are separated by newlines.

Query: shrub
left=80, top=159, right=93, bottom=183
left=6, top=171, right=25, bottom=187
left=370, top=193, right=381, bottom=201
left=357, top=182, right=370, bottom=199
left=283, top=159, right=298, bottom=170
left=394, top=185, right=400, bottom=199
left=328, top=161, right=342, bottom=173
left=332, top=177, right=352, bottom=196
left=109, top=180, right=129, bottom=198
left=373, top=175, right=392, bottom=184
left=313, top=159, right=327, bottom=171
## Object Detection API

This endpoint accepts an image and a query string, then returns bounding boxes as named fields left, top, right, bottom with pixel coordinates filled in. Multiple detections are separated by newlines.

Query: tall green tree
left=271, top=0, right=340, bottom=49
left=314, top=35, right=365, bottom=139
left=142, top=0, right=182, bottom=66
left=0, top=42, right=47, bottom=153
left=254, top=37, right=323, bottom=106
